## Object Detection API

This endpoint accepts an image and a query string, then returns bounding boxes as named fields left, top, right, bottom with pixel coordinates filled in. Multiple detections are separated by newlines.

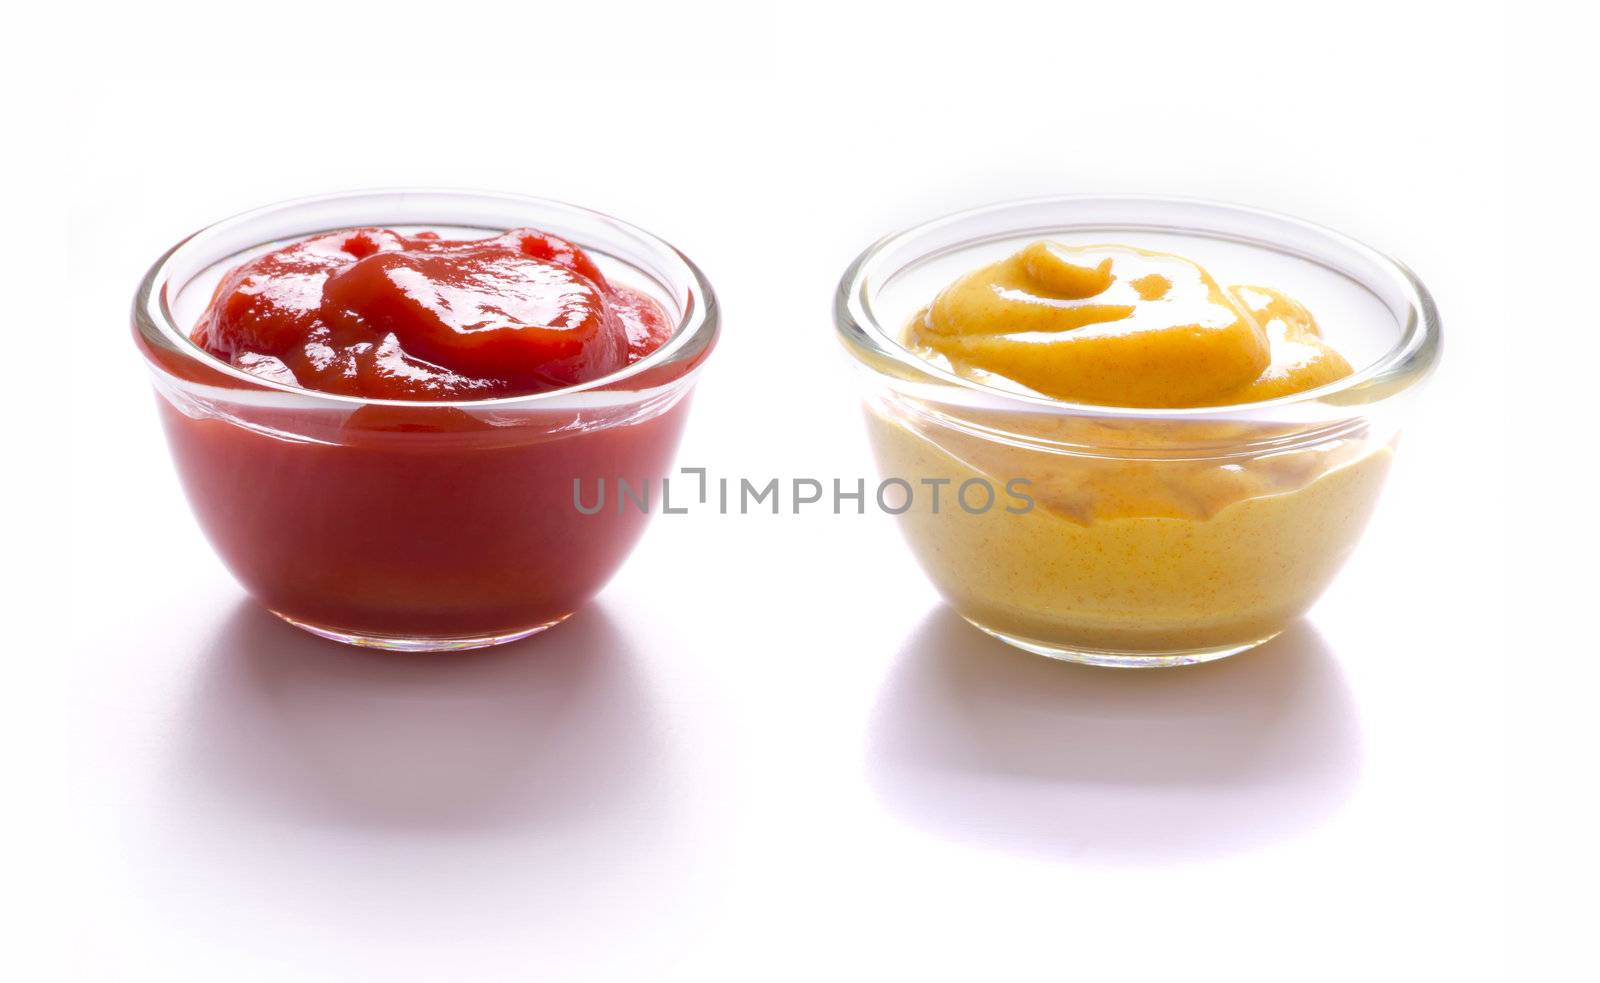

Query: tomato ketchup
left=192, top=227, right=672, bottom=399
left=139, top=215, right=708, bottom=649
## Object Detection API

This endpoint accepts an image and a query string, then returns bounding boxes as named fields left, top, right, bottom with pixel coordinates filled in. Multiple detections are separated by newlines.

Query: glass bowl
left=835, top=196, right=1440, bottom=668
left=134, top=190, right=718, bottom=651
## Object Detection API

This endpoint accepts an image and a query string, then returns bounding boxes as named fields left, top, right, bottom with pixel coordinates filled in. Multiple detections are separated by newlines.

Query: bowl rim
left=833, top=193, right=1441, bottom=421
left=133, top=187, right=719, bottom=409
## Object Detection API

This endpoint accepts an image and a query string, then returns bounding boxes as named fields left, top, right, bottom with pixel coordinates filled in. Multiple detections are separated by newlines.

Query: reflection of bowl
left=868, top=610, right=1362, bottom=860
left=134, top=191, right=718, bottom=651
left=836, top=197, right=1440, bottom=667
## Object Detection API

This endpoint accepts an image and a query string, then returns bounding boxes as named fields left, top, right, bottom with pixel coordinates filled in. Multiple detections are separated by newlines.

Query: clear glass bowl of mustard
left=835, top=197, right=1440, bottom=668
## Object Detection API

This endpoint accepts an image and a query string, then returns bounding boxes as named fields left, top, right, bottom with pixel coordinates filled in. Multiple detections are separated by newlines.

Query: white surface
left=13, top=2, right=1583, bottom=979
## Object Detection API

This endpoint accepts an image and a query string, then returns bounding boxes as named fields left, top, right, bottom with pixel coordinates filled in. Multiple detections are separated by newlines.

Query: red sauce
left=143, top=225, right=708, bottom=646
left=157, top=397, right=690, bottom=641
left=192, top=228, right=672, bottom=399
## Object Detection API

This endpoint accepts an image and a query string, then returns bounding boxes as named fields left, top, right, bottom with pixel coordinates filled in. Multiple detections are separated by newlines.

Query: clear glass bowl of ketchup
left=134, top=190, right=718, bottom=651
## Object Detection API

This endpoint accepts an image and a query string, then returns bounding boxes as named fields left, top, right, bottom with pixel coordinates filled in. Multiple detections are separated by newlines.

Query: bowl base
left=965, top=618, right=1280, bottom=669
left=272, top=611, right=573, bottom=653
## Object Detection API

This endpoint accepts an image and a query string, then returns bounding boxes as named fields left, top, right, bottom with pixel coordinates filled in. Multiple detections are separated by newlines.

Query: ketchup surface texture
left=193, top=228, right=673, bottom=399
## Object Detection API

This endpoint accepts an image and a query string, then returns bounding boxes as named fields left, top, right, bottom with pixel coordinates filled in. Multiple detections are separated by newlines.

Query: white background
left=11, top=1, right=1594, bottom=980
